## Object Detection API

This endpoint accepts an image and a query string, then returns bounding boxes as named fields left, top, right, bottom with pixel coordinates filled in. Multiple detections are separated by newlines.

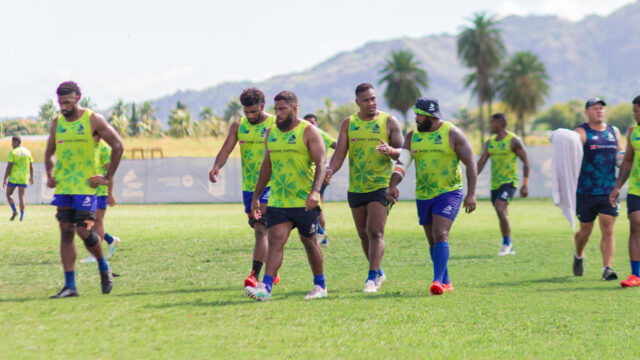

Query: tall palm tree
left=457, top=11, right=506, bottom=145
left=138, top=101, right=162, bottom=137
left=168, top=101, right=194, bottom=138
left=79, top=97, right=97, bottom=110
left=108, top=99, right=129, bottom=136
left=497, top=51, right=550, bottom=140
left=223, top=98, right=242, bottom=123
left=38, top=99, right=59, bottom=133
left=378, top=49, right=428, bottom=130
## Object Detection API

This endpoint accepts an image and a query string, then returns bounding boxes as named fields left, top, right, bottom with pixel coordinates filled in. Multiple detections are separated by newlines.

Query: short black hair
left=355, top=83, right=374, bottom=96
left=491, top=113, right=507, bottom=127
left=239, top=87, right=265, bottom=107
left=11, top=135, right=21, bottom=144
left=633, top=95, right=640, bottom=106
left=274, top=90, right=298, bottom=105
left=56, top=81, right=81, bottom=97
left=303, top=114, right=317, bottom=121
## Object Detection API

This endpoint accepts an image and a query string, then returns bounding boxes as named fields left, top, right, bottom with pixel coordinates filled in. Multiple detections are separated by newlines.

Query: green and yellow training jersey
left=7, top=146, right=33, bottom=185
left=347, top=111, right=392, bottom=193
left=54, top=110, right=97, bottom=195
left=238, top=114, right=275, bottom=192
left=488, top=131, right=519, bottom=190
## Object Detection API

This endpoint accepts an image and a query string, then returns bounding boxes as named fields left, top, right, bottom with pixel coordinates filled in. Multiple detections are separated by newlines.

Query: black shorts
left=628, top=194, right=640, bottom=215
left=266, top=206, right=320, bottom=238
left=576, top=193, right=619, bottom=223
left=491, top=183, right=517, bottom=205
left=347, top=188, right=389, bottom=208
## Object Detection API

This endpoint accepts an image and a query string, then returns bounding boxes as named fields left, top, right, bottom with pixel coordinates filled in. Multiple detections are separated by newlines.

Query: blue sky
left=0, top=0, right=634, bottom=117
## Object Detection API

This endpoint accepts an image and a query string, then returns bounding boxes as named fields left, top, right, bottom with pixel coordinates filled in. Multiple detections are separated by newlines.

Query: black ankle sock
left=252, top=261, right=263, bottom=278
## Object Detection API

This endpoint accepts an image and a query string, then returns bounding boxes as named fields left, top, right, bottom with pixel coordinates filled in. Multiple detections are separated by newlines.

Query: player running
left=303, top=113, right=336, bottom=247
left=244, top=91, right=327, bottom=301
left=476, top=113, right=530, bottom=256
left=325, top=83, right=403, bottom=293
left=3, top=136, right=34, bottom=221
left=45, top=81, right=123, bottom=298
left=609, top=95, right=640, bottom=287
left=379, top=97, right=477, bottom=295
left=209, top=88, right=279, bottom=288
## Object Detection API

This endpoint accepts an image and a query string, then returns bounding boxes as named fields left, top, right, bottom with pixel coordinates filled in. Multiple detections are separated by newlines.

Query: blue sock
left=64, top=271, right=76, bottom=290
left=263, top=274, right=274, bottom=293
left=20, top=210, right=24, bottom=220
left=378, top=267, right=384, bottom=277
left=433, top=242, right=450, bottom=283
left=631, top=261, right=640, bottom=277
left=367, top=269, right=378, bottom=282
left=503, top=236, right=511, bottom=246
left=317, top=224, right=325, bottom=235
left=430, top=247, right=450, bottom=285
left=104, top=233, right=114, bottom=245
left=313, top=274, right=326, bottom=289
left=97, top=257, right=109, bottom=272
left=10, top=203, right=16, bottom=213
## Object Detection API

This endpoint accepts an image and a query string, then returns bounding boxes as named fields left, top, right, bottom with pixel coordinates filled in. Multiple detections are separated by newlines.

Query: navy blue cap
left=585, top=97, right=606, bottom=109
left=414, top=97, right=442, bottom=119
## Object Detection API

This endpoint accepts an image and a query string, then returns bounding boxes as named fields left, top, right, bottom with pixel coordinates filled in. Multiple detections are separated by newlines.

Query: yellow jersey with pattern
left=347, top=111, right=392, bottom=193
left=628, top=125, right=640, bottom=196
left=411, top=121, right=463, bottom=200
left=7, top=146, right=33, bottom=185
left=318, top=128, right=336, bottom=154
left=94, top=140, right=112, bottom=196
left=54, top=110, right=97, bottom=195
left=267, top=121, right=315, bottom=208
left=488, top=131, right=519, bottom=190
left=238, top=114, right=275, bottom=192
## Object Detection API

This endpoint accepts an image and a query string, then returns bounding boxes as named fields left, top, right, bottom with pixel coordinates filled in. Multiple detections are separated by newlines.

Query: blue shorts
left=7, top=182, right=27, bottom=188
left=97, top=196, right=109, bottom=210
left=416, top=190, right=463, bottom=225
left=576, top=193, right=618, bottom=223
left=242, top=187, right=270, bottom=214
left=51, top=194, right=98, bottom=212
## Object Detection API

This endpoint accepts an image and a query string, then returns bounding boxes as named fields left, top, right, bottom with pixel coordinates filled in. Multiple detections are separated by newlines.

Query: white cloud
left=496, top=1, right=527, bottom=17
left=540, top=0, right=634, bottom=21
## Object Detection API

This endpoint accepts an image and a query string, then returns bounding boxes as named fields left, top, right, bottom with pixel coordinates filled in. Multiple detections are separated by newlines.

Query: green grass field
left=1, top=200, right=639, bottom=359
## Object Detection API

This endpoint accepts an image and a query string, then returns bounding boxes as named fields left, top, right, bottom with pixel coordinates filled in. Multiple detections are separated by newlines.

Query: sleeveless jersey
left=94, top=140, right=112, bottom=196
left=488, top=131, right=519, bottom=190
left=54, top=110, right=97, bottom=195
left=7, top=146, right=33, bottom=185
left=238, top=114, right=275, bottom=192
left=577, top=123, right=618, bottom=195
left=267, top=121, right=314, bottom=208
left=411, top=121, right=463, bottom=200
left=628, top=126, right=640, bottom=196
left=347, top=111, right=392, bottom=193
left=318, top=128, right=336, bottom=154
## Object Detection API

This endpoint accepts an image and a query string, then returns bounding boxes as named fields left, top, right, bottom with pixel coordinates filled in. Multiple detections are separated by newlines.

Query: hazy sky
left=0, top=0, right=634, bottom=117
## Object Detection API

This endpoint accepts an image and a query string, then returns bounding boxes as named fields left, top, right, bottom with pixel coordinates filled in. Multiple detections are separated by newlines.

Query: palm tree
left=138, top=101, right=163, bottom=137
left=378, top=49, right=428, bottom=130
left=168, top=101, right=194, bottom=137
left=457, top=11, right=506, bottom=145
left=38, top=99, right=59, bottom=133
left=198, top=107, right=227, bottom=137
left=223, top=98, right=242, bottom=123
left=79, top=97, right=97, bottom=109
left=497, top=51, right=550, bottom=140
left=108, top=99, right=129, bottom=136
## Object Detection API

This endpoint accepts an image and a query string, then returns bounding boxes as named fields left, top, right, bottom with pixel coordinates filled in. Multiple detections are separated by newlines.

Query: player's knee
left=631, top=220, right=640, bottom=234
left=433, top=229, right=450, bottom=243
left=367, top=229, right=384, bottom=242
left=79, top=229, right=100, bottom=247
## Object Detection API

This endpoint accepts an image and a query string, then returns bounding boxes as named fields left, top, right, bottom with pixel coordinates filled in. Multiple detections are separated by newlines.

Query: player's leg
left=80, top=207, right=105, bottom=263
left=6, top=184, right=17, bottom=220
left=245, top=189, right=270, bottom=287
left=494, top=199, right=513, bottom=256
left=350, top=205, right=370, bottom=261
left=365, top=199, right=388, bottom=291
left=17, top=186, right=26, bottom=221
left=598, top=213, right=617, bottom=280
left=50, top=207, right=79, bottom=298
left=298, top=208, right=327, bottom=300
left=429, top=214, right=455, bottom=295
left=574, top=195, right=597, bottom=276
left=622, top=208, right=640, bottom=287
left=317, top=183, right=329, bottom=246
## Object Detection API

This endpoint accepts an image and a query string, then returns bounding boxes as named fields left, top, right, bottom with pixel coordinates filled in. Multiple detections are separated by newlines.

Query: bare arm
left=2, top=163, right=12, bottom=188
left=209, top=120, right=240, bottom=182
left=512, top=136, right=530, bottom=197
left=476, top=141, right=490, bottom=175
left=451, top=126, right=477, bottom=213
left=44, top=117, right=58, bottom=188
left=387, top=131, right=413, bottom=204
left=386, top=115, right=404, bottom=148
left=29, top=163, right=34, bottom=185
left=90, top=113, right=124, bottom=187
left=305, top=125, right=327, bottom=211
left=610, top=126, right=635, bottom=206
left=574, top=127, right=586, bottom=144
left=251, top=129, right=273, bottom=219
left=326, top=117, right=350, bottom=183
left=614, top=126, right=624, bottom=152
left=104, top=162, right=116, bottom=206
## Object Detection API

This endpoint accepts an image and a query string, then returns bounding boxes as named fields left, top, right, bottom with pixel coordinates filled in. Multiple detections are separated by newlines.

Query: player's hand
left=29, top=177, right=34, bottom=185
left=463, top=193, right=476, bottom=214
left=209, top=166, right=220, bottom=183
left=251, top=199, right=262, bottom=220
left=2, top=179, right=6, bottom=189
left=305, top=189, right=319, bottom=211
left=609, top=187, right=620, bottom=208
left=387, top=186, right=399, bottom=204
left=89, top=175, right=109, bottom=188
left=46, top=176, right=56, bottom=188
left=520, top=185, right=529, bottom=198
left=324, top=168, right=333, bottom=185
left=376, top=139, right=393, bottom=156
left=108, top=193, right=117, bottom=207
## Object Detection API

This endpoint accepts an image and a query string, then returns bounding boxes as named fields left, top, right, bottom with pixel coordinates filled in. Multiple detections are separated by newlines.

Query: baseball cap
left=414, top=97, right=442, bottom=119
left=585, top=97, right=606, bottom=109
